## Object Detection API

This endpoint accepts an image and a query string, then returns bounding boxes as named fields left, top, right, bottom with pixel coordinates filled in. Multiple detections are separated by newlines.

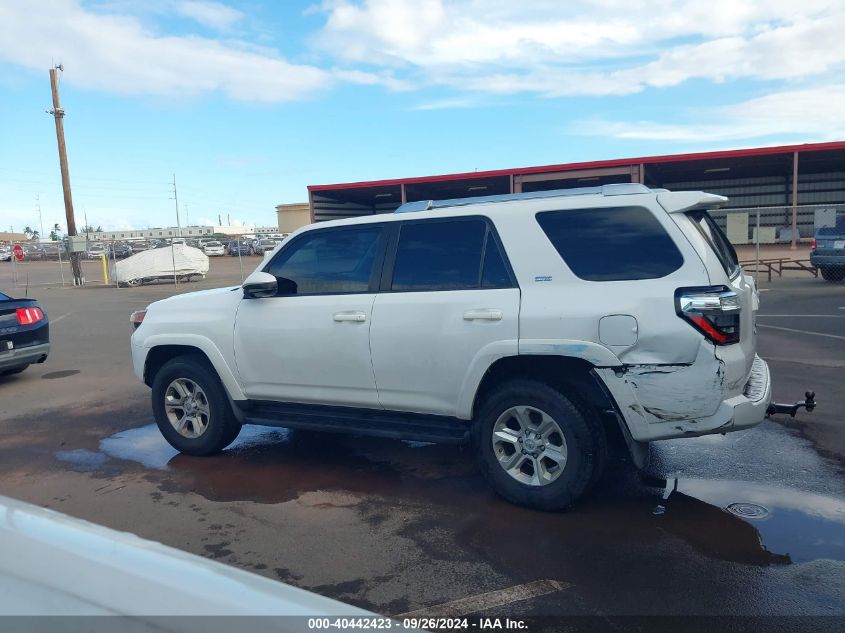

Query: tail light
left=130, top=309, right=147, bottom=329
left=16, top=307, right=44, bottom=325
left=675, top=286, right=740, bottom=345
left=811, top=238, right=817, bottom=249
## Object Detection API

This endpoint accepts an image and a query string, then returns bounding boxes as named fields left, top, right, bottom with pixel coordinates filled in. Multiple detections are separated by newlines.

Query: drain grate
left=726, top=502, right=769, bottom=519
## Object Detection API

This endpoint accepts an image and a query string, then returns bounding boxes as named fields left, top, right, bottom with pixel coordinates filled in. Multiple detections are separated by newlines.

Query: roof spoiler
left=657, top=191, right=729, bottom=214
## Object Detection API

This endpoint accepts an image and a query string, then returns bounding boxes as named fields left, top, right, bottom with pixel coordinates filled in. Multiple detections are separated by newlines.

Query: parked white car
left=130, top=184, right=770, bottom=510
left=253, top=238, right=279, bottom=255
left=202, top=240, right=225, bottom=256
left=86, top=242, right=106, bottom=259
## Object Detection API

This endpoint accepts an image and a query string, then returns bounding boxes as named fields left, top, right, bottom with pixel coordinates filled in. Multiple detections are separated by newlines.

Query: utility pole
left=171, top=174, right=181, bottom=237
left=169, top=174, right=180, bottom=286
left=36, top=195, right=44, bottom=240
left=49, top=65, right=83, bottom=285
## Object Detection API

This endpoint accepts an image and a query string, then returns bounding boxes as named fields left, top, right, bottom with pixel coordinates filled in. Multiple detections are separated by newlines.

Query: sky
left=1, top=0, right=844, bottom=234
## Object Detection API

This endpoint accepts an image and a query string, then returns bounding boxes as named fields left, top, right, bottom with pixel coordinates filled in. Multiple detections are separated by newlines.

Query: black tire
left=151, top=356, right=242, bottom=455
left=0, top=365, right=28, bottom=376
left=474, top=380, right=606, bottom=511
left=820, top=267, right=845, bottom=282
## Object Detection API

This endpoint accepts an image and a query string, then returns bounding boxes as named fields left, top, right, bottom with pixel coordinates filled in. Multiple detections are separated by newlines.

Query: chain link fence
left=716, top=205, right=845, bottom=284
left=1, top=233, right=288, bottom=291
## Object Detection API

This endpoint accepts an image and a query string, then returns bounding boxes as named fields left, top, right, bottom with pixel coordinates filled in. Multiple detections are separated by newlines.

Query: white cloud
left=176, top=1, right=243, bottom=30
left=0, top=0, right=331, bottom=102
left=576, top=85, right=845, bottom=142
left=413, top=96, right=478, bottom=110
left=313, top=0, right=845, bottom=97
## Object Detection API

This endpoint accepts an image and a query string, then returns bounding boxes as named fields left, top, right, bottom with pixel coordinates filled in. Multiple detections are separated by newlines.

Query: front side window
left=536, top=206, right=684, bottom=281
left=391, top=219, right=511, bottom=291
left=266, top=226, right=383, bottom=295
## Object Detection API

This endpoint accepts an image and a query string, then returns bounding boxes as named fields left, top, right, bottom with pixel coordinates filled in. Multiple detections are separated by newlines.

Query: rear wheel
left=151, top=356, right=242, bottom=455
left=474, top=380, right=606, bottom=511
left=820, top=267, right=845, bottom=282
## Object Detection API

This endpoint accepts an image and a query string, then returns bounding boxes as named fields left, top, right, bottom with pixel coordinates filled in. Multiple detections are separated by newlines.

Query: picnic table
left=739, top=257, right=818, bottom=282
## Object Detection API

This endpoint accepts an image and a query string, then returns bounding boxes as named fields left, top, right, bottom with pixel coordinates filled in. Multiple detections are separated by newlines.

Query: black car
left=0, top=291, right=49, bottom=376
left=107, top=242, right=133, bottom=258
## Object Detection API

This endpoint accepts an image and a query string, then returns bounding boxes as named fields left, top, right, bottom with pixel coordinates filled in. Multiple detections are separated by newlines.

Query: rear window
left=687, top=210, right=739, bottom=277
left=535, top=206, right=684, bottom=281
left=0, top=291, right=9, bottom=300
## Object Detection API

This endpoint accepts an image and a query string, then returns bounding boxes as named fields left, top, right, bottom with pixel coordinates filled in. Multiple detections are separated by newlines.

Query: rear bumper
left=810, top=253, right=845, bottom=266
left=0, top=342, right=49, bottom=371
left=596, top=354, right=772, bottom=442
left=724, top=354, right=772, bottom=431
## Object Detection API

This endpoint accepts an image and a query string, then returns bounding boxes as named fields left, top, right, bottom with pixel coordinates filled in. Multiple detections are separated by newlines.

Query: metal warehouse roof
left=308, top=141, right=845, bottom=192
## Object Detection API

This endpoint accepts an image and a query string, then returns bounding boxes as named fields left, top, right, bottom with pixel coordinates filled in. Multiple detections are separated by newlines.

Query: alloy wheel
left=491, top=405, right=568, bottom=486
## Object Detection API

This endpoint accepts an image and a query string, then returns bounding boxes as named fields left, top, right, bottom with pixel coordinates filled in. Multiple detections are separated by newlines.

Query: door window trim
left=261, top=223, right=389, bottom=297
left=379, top=215, right=519, bottom=293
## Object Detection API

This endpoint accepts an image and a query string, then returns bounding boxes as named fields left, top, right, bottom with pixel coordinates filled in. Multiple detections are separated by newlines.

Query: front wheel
left=474, top=380, right=606, bottom=511
left=820, top=267, right=845, bottom=282
left=151, top=356, right=242, bottom=455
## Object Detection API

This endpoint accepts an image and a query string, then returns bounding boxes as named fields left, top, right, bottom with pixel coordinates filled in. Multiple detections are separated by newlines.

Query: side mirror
left=242, top=271, right=278, bottom=299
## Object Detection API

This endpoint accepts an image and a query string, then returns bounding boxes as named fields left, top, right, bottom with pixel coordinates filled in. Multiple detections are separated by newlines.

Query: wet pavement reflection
left=53, top=422, right=845, bottom=571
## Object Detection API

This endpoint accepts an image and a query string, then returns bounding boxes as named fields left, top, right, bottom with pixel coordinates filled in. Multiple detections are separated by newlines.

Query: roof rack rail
left=394, top=183, right=653, bottom=213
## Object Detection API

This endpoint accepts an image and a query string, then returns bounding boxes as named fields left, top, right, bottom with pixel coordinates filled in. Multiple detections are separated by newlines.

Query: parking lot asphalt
left=1, top=258, right=844, bottom=623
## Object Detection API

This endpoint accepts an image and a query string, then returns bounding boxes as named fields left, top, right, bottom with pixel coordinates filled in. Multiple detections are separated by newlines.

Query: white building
left=88, top=225, right=255, bottom=241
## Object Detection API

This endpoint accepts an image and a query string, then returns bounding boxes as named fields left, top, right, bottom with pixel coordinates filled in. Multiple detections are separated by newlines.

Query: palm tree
left=23, top=226, right=34, bottom=239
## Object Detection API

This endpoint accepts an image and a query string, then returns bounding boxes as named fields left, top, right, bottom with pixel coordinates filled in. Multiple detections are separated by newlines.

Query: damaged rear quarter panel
left=598, top=341, right=730, bottom=440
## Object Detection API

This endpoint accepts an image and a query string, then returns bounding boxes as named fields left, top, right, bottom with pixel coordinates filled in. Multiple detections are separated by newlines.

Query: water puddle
left=52, top=423, right=845, bottom=566
left=666, top=478, right=845, bottom=564
left=98, top=424, right=291, bottom=470
left=54, top=448, right=111, bottom=472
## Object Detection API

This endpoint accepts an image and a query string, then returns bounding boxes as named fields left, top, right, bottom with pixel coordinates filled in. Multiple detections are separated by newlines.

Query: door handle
left=463, top=309, right=503, bottom=321
left=333, top=311, right=367, bottom=322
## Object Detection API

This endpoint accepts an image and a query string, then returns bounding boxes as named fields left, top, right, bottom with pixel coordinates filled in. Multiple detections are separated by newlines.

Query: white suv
left=131, top=184, right=771, bottom=510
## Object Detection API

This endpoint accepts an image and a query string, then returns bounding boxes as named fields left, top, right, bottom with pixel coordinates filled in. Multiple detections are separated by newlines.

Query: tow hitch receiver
left=767, top=391, right=817, bottom=418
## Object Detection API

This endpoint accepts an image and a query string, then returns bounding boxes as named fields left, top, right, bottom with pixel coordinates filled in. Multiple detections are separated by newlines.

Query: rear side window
left=266, top=225, right=383, bottom=295
left=481, top=238, right=511, bottom=288
left=536, top=206, right=684, bottom=281
left=391, top=218, right=514, bottom=291
left=687, top=210, right=739, bottom=277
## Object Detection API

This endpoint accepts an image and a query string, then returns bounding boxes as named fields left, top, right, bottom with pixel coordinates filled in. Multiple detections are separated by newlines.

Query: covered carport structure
left=308, top=141, right=845, bottom=247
